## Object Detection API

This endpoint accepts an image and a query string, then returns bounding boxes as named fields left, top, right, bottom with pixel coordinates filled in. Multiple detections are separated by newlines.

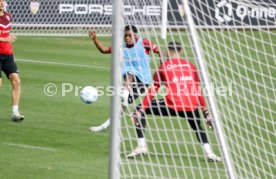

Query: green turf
left=0, top=36, right=111, bottom=179
left=0, top=34, right=274, bottom=179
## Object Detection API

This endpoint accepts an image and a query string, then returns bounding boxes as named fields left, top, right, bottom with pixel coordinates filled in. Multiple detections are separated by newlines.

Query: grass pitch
left=0, top=36, right=111, bottom=178
left=0, top=34, right=274, bottom=179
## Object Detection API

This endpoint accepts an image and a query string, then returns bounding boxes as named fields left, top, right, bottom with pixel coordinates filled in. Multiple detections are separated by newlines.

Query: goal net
left=111, top=0, right=275, bottom=179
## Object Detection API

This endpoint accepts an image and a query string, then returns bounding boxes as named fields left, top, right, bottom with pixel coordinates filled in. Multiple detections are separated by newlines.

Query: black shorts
left=123, top=73, right=148, bottom=104
left=0, top=54, right=18, bottom=78
left=142, top=99, right=207, bottom=143
left=144, top=99, right=200, bottom=119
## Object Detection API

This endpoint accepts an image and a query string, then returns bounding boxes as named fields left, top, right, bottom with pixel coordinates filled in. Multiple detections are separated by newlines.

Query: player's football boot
left=127, top=145, right=148, bottom=159
left=11, top=114, right=25, bottom=122
left=89, top=119, right=110, bottom=132
left=206, top=152, right=221, bottom=162
left=89, top=126, right=104, bottom=132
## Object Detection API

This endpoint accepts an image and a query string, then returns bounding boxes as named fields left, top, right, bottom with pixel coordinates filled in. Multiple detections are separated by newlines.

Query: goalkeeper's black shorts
left=142, top=99, right=208, bottom=143
left=144, top=99, right=200, bottom=119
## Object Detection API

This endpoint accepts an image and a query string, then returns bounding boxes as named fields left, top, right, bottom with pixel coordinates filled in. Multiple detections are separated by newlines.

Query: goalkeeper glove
left=203, top=110, right=213, bottom=129
left=132, top=107, right=146, bottom=127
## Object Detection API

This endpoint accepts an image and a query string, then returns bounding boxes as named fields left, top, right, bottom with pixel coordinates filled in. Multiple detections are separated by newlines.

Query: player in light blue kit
left=89, top=25, right=161, bottom=132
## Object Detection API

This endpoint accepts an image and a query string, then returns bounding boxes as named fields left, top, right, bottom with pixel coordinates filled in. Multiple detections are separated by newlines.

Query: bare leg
left=124, top=73, right=134, bottom=88
left=9, top=73, right=21, bottom=107
left=9, top=73, right=24, bottom=121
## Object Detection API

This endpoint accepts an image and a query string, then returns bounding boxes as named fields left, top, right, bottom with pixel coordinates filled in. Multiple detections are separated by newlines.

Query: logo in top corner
left=30, top=1, right=40, bottom=15
left=215, top=0, right=233, bottom=23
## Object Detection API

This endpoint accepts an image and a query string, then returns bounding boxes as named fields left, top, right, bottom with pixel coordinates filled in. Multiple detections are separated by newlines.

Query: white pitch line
left=16, top=58, right=110, bottom=70
left=4, top=142, right=58, bottom=152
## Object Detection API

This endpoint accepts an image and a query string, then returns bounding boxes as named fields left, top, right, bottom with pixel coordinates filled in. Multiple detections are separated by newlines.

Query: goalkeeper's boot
left=11, top=113, right=24, bottom=122
left=127, top=145, right=148, bottom=159
left=206, top=152, right=221, bottom=162
left=89, top=126, right=106, bottom=132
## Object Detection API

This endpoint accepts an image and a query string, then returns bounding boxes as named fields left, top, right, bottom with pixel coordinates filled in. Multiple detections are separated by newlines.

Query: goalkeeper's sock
left=203, top=143, right=212, bottom=154
left=138, top=138, right=146, bottom=147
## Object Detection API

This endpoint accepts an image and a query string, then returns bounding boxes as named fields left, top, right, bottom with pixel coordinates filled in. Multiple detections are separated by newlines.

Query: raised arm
left=142, top=39, right=164, bottom=63
left=89, top=31, right=111, bottom=54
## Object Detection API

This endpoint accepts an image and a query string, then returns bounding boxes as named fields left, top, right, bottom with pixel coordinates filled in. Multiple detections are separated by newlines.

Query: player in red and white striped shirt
left=0, top=0, right=24, bottom=122
left=127, top=41, right=221, bottom=162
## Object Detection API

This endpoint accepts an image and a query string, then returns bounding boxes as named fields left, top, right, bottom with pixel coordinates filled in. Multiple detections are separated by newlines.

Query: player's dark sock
left=135, top=114, right=146, bottom=138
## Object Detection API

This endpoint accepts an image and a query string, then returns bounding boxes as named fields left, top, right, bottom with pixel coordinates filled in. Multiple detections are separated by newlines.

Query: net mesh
left=118, top=0, right=275, bottom=178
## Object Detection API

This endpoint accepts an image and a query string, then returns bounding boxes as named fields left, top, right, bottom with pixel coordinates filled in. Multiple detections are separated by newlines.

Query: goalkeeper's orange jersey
left=0, top=11, right=13, bottom=54
left=142, top=58, right=206, bottom=112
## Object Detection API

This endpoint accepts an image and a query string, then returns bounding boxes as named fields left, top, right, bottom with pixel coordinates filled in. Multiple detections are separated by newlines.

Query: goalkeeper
left=127, top=41, right=221, bottom=162
left=88, top=25, right=161, bottom=132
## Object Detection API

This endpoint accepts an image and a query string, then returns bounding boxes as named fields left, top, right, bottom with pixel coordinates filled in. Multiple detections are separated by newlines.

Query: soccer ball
left=80, top=86, right=98, bottom=104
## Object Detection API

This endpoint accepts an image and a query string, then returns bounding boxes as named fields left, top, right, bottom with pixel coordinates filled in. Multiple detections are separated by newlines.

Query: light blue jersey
left=122, top=38, right=151, bottom=84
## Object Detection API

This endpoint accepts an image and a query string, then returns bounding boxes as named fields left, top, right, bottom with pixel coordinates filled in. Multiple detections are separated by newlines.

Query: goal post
left=110, top=0, right=275, bottom=179
left=108, top=0, right=123, bottom=179
left=182, top=0, right=235, bottom=178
